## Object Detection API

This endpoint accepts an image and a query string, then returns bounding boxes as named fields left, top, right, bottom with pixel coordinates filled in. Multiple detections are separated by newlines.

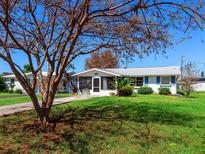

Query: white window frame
left=160, top=76, right=171, bottom=86
left=148, top=76, right=156, bottom=84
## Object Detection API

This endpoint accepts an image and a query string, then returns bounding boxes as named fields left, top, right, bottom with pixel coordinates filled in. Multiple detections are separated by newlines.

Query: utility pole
left=202, top=63, right=205, bottom=77
left=124, top=56, right=128, bottom=69
left=180, top=56, right=184, bottom=80
left=125, top=57, right=128, bottom=69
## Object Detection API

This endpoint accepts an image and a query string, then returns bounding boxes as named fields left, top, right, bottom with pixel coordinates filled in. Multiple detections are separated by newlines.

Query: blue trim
left=156, top=76, right=160, bottom=84
left=145, top=76, right=149, bottom=84
left=171, top=76, right=176, bottom=84
left=196, top=77, right=205, bottom=81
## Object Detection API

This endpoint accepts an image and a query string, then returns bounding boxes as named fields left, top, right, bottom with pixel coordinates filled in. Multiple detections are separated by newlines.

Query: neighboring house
left=73, top=66, right=181, bottom=96
left=192, top=77, right=205, bottom=91
left=2, top=72, right=74, bottom=94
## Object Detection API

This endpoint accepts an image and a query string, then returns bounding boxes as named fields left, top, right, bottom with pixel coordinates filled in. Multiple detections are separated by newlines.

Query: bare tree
left=181, top=63, right=198, bottom=97
left=85, top=50, right=119, bottom=69
left=0, top=0, right=204, bottom=125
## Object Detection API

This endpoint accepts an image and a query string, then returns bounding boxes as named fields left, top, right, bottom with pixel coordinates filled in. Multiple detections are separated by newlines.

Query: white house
left=73, top=66, right=181, bottom=96
left=192, top=77, right=205, bottom=91
left=2, top=72, right=72, bottom=94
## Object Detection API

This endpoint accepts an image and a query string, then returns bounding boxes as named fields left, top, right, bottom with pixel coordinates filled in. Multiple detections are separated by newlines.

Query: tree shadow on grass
left=51, top=102, right=205, bottom=128
left=61, top=130, right=104, bottom=154
left=61, top=131, right=91, bottom=154
left=48, top=102, right=205, bottom=151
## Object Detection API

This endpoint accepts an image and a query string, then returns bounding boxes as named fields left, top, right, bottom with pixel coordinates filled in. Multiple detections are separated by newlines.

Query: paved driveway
left=0, top=95, right=93, bottom=116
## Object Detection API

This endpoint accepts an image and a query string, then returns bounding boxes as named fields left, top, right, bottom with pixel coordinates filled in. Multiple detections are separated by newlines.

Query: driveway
left=0, top=95, right=93, bottom=116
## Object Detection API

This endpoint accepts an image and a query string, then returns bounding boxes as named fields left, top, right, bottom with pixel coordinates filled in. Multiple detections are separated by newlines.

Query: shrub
left=2, top=89, right=8, bottom=93
left=109, top=92, right=115, bottom=96
left=116, top=77, right=134, bottom=90
left=15, top=89, right=23, bottom=94
left=177, top=89, right=185, bottom=96
left=138, top=87, right=153, bottom=94
left=0, top=76, right=6, bottom=92
left=159, top=87, right=171, bottom=95
left=8, top=90, right=13, bottom=93
left=118, top=85, right=133, bottom=96
left=72, top=87, right=78, bottom=94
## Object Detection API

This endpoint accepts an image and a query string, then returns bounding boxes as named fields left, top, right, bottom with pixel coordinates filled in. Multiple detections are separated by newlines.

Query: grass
left=0, top=92, right=205, bottom=153
left=0, top=92, right=23, bottom=96
left=0, top=93, right=72, bottom=106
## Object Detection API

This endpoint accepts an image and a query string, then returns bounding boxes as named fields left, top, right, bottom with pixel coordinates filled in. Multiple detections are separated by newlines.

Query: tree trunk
left=29, top=93, right=44, bottom=121
left=40, top=94, right=55, bottom=125
left=29, top=94, right=51, bottom=125
left=40, top=101, right=50, bottom=125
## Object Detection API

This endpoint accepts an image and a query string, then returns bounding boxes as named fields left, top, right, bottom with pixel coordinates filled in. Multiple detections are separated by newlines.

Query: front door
left=92, top=77, right=100, bottom=95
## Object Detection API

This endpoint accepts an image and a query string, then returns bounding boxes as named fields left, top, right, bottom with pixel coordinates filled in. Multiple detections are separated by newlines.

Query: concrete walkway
left=0, top=95, right=92, bottom=116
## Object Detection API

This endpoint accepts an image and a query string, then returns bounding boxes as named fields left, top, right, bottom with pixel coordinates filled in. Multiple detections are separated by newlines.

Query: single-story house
left=2, top=72, right=74, bottom=94
left=192, top=77, right=205, bottom=91
left=73, top=66, right=181, bottom=96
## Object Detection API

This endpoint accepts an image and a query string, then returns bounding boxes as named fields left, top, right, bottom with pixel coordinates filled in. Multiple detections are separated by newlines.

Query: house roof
left=2, top=72, right=35, bottom=78
left=73, top=66, right=181, bottom=77
left=73, top=68, right=120, bottom=77
left=2, top=71, right=74, bottom=79
left=105, top=66, right=181, bottom=76
left=2, top=71, right=56, bottom=78
left=2, top=72, right=50, bottom=78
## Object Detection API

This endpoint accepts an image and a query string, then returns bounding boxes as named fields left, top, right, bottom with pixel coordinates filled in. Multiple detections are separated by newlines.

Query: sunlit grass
left=0, top=92, right=205, bottom=153
left=0, top=93, right=72, bottom=106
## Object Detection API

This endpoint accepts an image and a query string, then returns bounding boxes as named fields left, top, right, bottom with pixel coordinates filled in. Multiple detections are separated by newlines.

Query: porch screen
left=101, top=77, right=115, bottom=90
left=79, top=77, right=92, bottom=90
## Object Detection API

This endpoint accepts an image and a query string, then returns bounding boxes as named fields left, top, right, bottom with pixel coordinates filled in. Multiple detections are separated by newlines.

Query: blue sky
left=0, top=30, right=205, bottom=74
left=72, top=30, right=205, bottom=72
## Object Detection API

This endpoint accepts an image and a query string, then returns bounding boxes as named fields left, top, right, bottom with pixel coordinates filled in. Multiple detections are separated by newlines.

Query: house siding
left=3, top=73, right=70, bottom=94
left=143, top=76, right=177, bottom=94
left=76, top=69, right=178, bottom=95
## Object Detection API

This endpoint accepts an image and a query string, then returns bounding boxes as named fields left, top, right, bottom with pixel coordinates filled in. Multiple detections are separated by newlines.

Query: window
left=130, top=77, right=143, bottom=87
left=161, top=77, right=170, bottom=85
left=136, top=77, right=143, bottom=86
left=149, top=77, right=156, bottom=84
left=130, top=78, right=135, bottom=86
left=11, top=79, right=15, bottom=84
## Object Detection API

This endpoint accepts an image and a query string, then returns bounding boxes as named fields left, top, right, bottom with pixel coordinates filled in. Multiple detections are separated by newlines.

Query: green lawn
left=0, top=92, right=23, bottom=96
left=0, top=93, right=72, bottom=106
left=0, top=93, right=205, bottom=153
